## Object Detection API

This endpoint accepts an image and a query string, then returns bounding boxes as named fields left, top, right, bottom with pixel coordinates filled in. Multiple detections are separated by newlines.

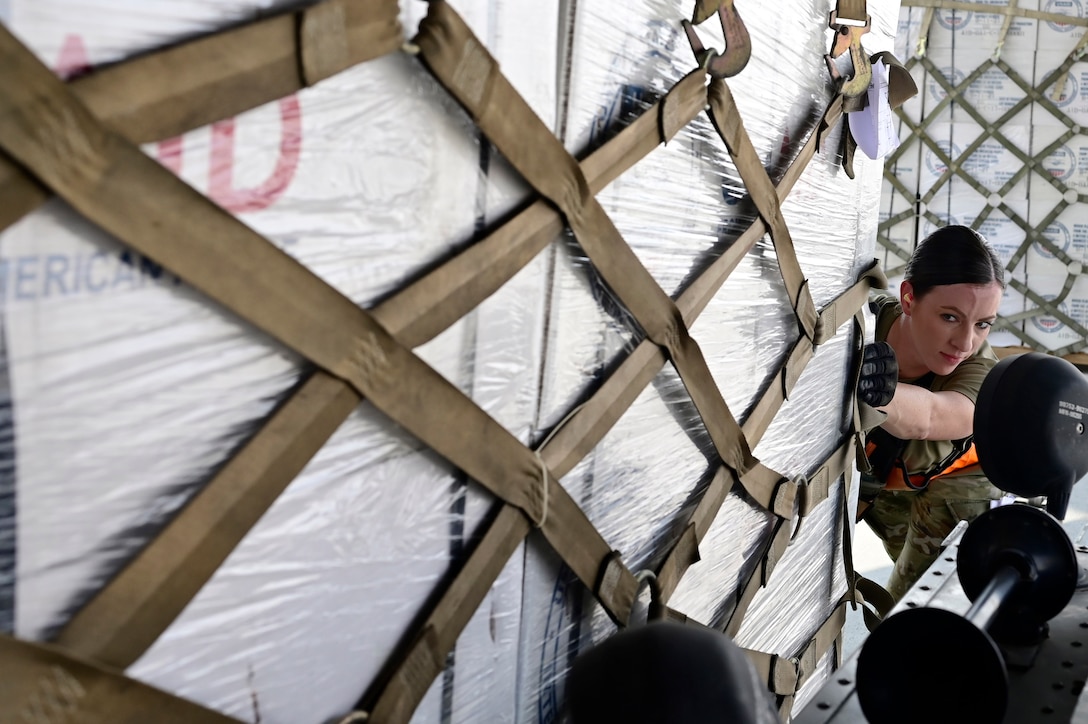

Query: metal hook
left=627, top=570, right=666, bottom=627
left=682, top=0, right=752, bottom=79
left=825, top=11, right=872, bottom=99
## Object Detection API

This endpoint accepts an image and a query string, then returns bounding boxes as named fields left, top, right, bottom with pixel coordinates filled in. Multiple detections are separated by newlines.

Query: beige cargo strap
left=739, top=264, right=886, bottom=508
left=625, top=606, right=841, bottom=722
left=759, top=597, right=853, bottom=720
left=361, top=84, right=829, bottom=723
left=37, top=56, right=709, bottom=711
left=739, top=599, right=849, bottom=707
left=357, top=78, right=873, bottom=724
left=356, top=504, right=531, bottom=723
left=834, top=0, right=869, bottom=23
left=415, top=0, right=758, bottom=481
left=718, top=266, right=882, bottom=636
left=853, top=572, right=896, bottom=632
left=844, top=311, right=869, bottom=597
left=0, top=0, right=403, bottom=235
left=723, top=436, right=855, bottom=638
left=0, top=12, right=632, bottom=670
left=0, top=634, right=243, bottom=723
left=705, top=78, right=817, bottom=342
left=0, top=5, right=881, bottom=723
left=901, top=0, right=1088, bottom=26
left=815, top=259, right=887, bottom=345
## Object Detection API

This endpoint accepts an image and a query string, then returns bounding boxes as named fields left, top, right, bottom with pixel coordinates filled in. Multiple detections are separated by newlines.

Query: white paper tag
left=849, top=58, right=901, bottom=160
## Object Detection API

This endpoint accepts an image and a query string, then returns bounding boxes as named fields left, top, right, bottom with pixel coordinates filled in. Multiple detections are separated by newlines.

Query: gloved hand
left=858, top=341, right=898, bottom=407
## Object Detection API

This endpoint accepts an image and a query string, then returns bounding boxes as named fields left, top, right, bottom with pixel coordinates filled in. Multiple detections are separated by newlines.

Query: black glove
left=858, top=341, right=898, bottom=407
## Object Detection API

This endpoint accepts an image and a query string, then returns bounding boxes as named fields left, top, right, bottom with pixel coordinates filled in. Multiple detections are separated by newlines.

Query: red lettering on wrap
left=209, top=95, right=302, bottom=213
left=55, top=34, right=91, bottom=79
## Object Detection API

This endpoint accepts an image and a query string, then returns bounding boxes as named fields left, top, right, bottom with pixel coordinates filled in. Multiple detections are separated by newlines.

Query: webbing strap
left=745, top=597, right=850, bottom=698
left=0, top=18, right=633, bottom=664
left=0, top=7, right=874, bottom=722
left=739, top=260, right=883, bottom=474
left=724, top=519, right=793, bottom=638
left=739, top=262, right=884, bottom=498
left=50, top=46, right=711, bottom=678
left=655, top=467, right=733, bottom=600
left=56, top=373, right=359, bottom=667
left=361, top=338, right=676, bottom=719
left=415, top=1, right=758, bottom=481
left=0, top=9, right=559, bottom=547
left=661, top=109, right=879, bottom=608
left=362, top=504, right=529, bottom=721
left=680, top=93, right=845, bottom=334
left=834, top=0, right=870, bottom=23
left=814, top=260, right=887, bottom=345
left=351, top=78, right=863, bottom=723
left=900, top=0, right=1088, bottom=26
left=854, top=573, right=896, bottom=631
left=740, top=339, right=817, bottom=452
left=706, top=78, right=818, bottom=341
left=723, top=437, right=854, bottom=637
left=0, top=634, right=242, bottom=723
left=0, top=0, right=403, bottom=234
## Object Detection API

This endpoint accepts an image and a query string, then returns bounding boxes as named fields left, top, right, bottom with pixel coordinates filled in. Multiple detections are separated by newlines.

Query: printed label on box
left=923, top=138, right=958, bottom=179
left=1034, top=218, right=1088, bottom=261
left=1029, top=295, right=1088, bottom=337
left=1024, top=277, right=1088, bottom=350
left=1037, top=57, right=1088, bottom=124
left=920, top=212, right=964, bottom=239
left=1040, top=0, right=1087, bottom=44
left=1046, top=0, right=1085, bottom=28
left=1040, top=134, right=1088, bottom=192
left=977, top=216, right=1029, bottom=269
left=926, top=65, right=965, bottom=106
left=931, top=2, right=1039, bottom=50
left=961, top=135, right=1029, bottom=189
left=962, top=65, right=1028, bottom=120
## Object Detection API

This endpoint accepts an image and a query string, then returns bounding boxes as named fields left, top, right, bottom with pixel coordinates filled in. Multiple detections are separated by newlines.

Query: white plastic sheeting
left=0, top=0, right=898, bottom=721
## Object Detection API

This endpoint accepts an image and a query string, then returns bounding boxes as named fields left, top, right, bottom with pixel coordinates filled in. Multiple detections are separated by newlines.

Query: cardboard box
left=895, top=6, right=927, bottom=62
left=1035, top=52, right=1088, bottom=125
left=1025, top=166, right=1085, bottom=284
left=921, top=47, right=957, bottom=126
left=1037, top=0, right=1088, bottom=50
left=878, top=193, right=917, bottom=282
left=959, top=209, right=1031, bottom=348
left=927, top=0, right=1040, bottom=53
left=951, top=123, right=1032, bottom=207
left=1022, top=272, right=1088, bottom=351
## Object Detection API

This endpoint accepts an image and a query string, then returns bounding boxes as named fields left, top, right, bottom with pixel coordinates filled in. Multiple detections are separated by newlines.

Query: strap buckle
left=681, top=0, right=752, bottom=79
left=825, top=11, right=872, bottom=100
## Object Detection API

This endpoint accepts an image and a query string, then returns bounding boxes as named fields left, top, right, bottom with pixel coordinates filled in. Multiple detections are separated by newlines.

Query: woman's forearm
left=878, top=384, right=975, bottom=441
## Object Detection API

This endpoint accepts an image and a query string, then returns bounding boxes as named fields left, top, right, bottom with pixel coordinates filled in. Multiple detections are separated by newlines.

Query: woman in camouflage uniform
left=861, top=225, right=1006, bottom=602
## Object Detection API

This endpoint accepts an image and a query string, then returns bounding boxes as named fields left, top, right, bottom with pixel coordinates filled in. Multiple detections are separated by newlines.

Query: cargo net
left=0, top=0, right=884, bottom=721
left=884, top=0, right=1088, bottom=363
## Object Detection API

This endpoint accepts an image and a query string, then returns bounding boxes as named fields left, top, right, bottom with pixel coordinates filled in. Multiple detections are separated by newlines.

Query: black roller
left=856, top=505, right=1079, bottom=723
left=957, top=504, right=1077, bottom=642
left=856, top=607, right=1007, bottom=724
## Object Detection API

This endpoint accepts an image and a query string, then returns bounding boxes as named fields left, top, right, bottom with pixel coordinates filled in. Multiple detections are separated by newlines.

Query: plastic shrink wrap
left=0, top=0, right=897, bottom=721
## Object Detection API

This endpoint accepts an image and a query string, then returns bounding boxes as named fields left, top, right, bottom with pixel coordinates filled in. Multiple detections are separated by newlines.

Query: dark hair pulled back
left=905, top=225, right=1005, bottom=299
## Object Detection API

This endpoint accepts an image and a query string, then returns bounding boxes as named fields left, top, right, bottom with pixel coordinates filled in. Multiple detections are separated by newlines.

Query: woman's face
left=901, top=280, right=1003, bottom=376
